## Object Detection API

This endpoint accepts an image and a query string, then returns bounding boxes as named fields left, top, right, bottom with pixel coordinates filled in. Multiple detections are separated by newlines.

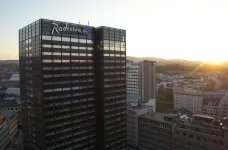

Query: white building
left=174, top=89, right=226, bottom=114
left=174, top=90, right=203, bottom=113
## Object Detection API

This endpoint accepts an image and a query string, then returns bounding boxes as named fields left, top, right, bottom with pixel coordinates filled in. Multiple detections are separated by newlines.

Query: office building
left=127, top=99, right=155, bottom=149
left=174, top=90, right=226, bottom=114
left=174, top=114, right=228, bottom=150
left=127, top=60, right=156, bottom=103
left=174, top=90, right=203, bottom=113
left=1, top=74, right=20, bottom=88
left=19, top=19, right=126, bottom=150
left=138, top=112, right=174, bottom=150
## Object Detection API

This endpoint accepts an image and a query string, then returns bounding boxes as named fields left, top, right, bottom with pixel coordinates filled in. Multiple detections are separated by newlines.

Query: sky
left=1, top=0, right=228, bottom=61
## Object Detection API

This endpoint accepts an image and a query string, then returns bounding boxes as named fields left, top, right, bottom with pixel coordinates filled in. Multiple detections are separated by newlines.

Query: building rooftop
left=0, top=99, right=20, bottom=107
left=9, top=74, right=19, bottom=81
left=127, top=94, right=140, bottom=103
left=140, top=112, right=168, bottom=122
left=5, top=88, right=20, bottom=95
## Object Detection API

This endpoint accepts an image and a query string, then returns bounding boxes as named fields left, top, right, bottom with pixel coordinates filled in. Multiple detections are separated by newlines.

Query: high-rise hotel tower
left=19, top=19, right=126, bottom=150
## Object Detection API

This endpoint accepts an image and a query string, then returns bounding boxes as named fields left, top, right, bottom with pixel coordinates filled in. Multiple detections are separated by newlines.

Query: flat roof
left=5, top=88, right=20, bottom=95
left=9, top=74, right=19, bottom=81
left=140, top=112, right=167, bottom=122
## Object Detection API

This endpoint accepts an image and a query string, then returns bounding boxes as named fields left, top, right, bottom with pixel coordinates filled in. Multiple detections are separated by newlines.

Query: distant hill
left=127, top=56, right=201, bottom=66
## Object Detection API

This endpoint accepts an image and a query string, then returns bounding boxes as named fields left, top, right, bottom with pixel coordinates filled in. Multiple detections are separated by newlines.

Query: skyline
left=1, top=0, right=228, bottom=61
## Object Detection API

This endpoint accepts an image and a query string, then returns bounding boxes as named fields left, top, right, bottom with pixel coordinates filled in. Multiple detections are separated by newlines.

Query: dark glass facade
left=19, top=19, right=126, bottom=150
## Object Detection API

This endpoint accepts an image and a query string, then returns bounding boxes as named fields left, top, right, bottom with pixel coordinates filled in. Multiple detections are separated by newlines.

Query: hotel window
left=71, top=38, right=78, bottom=42
left=87, top=40, right=93, bottom=44
left=43, top=59, right=52, bottom=63
left=42, top=35, right=51, bottom=40
left=62, top=37, right=70, bottom=42
left=42, top=52, right=51, bottom=55
left=53, top=45, right=61, bottom=48
left=52, top=36, right=61, bottom=41
left=53, top=52, right=61, bottom=56
left=79, top=39, right=87, bottom=43
left=62, top=45, right=70, bottom=49
left=42, top=44, right=51, bottom=48
left=71, top=46, right=78, bottom=49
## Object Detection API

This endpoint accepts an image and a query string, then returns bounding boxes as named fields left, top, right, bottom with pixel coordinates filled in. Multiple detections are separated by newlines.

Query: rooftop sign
left=52, top=23, right=89, bottom=35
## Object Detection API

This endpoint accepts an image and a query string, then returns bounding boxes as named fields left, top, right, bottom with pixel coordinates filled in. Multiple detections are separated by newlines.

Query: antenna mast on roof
left=88, top=20, right=89, bottom=26
left=79, top=15, right=80, bottom=24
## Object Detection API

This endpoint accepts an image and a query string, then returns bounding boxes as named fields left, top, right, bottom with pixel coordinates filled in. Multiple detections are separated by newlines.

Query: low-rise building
left=174, top=90, right=226, bottom=114
left=138, top=111, right=228, bottom=150
left=0, top=74, right=19, bottom=88
left=127, top=105, right=153, bottom=149
left=174, top=114, right=228, bottom=150
left=138, top=112, right=174, bottom=150
left=127, top=95, right=155, bottom=149
left=174, top=90, right=203, bottom=113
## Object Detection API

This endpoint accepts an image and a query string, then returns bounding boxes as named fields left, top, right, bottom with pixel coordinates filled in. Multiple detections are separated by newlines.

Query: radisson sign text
left=52, top=23, right=89, bottom=35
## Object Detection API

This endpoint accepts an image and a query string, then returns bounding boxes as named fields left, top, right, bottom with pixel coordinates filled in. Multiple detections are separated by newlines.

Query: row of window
left=104, top=77, right=125, bottom=81
left=104, top=72, right=125, bottom=75
left=44, top=96, right=94, bottom=101
left=43, top=85, right=94, bottom=93
left=103, top=53, right=125, bottom=57
left=43, top=66, right=93, bottom=70
left=42, top=59, right=93, bottom=63
left=44, top=79, right=94, bottom=85
left=104, top=60, right=125, bottom=63
left=140, top=119, right=172, bottom=129
left=42, top=52, right=92, bottom=56
left=42, top=35, right=93, bottom=43
left=43, top=72, right=94, bottom=78
left=42, top=44, right=93, bottom=50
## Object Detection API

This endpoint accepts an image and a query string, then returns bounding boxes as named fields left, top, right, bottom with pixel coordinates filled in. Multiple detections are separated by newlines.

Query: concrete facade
left=127, top=105, right=153, bottom=149
left=174, top=90, right=203, bottom=113
left=174, top=90, right=226, bottom=114
left=127, top=60, right=156, bottom=103
left=138, top=112, right=174, bottom=150
left=174, top=114, right=228, bottom=150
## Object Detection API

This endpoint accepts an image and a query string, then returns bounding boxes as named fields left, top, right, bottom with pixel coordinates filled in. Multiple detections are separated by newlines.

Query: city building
left=127, top=60, right=156, bottom=103
left=0, top=98, right=21, bottom=125
left=0, top=110, right=18, bottom=150
left=138, top=112, right=174, bottom=150
left=219, top=91, right=228, bottom=117
left=174, top=90, right=203, bottom=113
left=174, top=90, right=226, bottom=114
left=202, top=91, right=228, bottom=118
left=1, top=74, right=20, bottom=88
left=5, top=87, right=20, bottom=98
left=19, top=19, right=126, bottom=150
left=138, top=110, right=228, bottom=150
left=127, top=99, right=155, bottom=149
left=174, top=114, right=228, bottom=150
